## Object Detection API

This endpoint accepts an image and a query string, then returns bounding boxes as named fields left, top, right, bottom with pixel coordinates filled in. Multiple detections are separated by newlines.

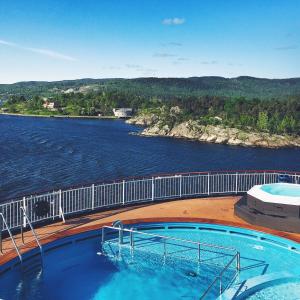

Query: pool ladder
left=0, top=208, right=43, bottom=273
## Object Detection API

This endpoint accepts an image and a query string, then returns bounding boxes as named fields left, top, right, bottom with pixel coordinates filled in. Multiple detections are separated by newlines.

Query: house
left=113, top=108, right=133, bottom=118
left=43, top=100, right=58, bottom=111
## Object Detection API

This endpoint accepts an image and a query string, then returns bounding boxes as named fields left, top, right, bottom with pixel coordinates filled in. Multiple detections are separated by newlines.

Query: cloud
left=153, top=52, right=176, bottom=58
left=0, top=38, right=77, bottom=61
left=0, top=39, right=17, bottom=46
left=125, top=64, right=157, bottom=74
left=201, top=60, right=218, bottom=65
left=162, top=18, right=185, bottom=25
left=274, top=44, right=298, bottom=51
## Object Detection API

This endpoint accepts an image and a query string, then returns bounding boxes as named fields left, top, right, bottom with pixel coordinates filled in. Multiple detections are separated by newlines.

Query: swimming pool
left=0, top=222, right=299, bottom=299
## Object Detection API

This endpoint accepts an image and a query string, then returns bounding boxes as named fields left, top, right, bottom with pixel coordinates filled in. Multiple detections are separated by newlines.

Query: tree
left=257, top=112, right=268, bottom=132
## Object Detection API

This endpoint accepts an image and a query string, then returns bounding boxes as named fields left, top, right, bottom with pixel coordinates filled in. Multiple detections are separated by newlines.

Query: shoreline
left=0, top=112, right=117, bottom=120
left=127, top=116, right=300, bottom=149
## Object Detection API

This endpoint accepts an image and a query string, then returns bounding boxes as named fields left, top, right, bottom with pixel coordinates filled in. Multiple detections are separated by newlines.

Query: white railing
left=0, top=170, right=299, bottom=232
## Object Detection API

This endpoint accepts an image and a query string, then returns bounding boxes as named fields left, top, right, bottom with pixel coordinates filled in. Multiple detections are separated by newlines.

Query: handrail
left=103, top=225, right=240, bottom=299
left=103, top=225, right=237, bottom=252
left=0, top=213, right=22, bottom=262
left=1, top=169, right=299, bottom=204
left=0, top=170, right=299, bottom=233
left=20, top=207, right=43, bottom=253
left=199, top=252, right=239, bottom=299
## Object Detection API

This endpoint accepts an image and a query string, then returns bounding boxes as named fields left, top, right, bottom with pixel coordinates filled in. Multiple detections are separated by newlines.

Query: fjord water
left=0, top=114, right=300, bottom=202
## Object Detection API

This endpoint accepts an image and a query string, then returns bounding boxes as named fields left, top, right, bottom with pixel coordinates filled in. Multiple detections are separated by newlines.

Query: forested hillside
left=1, top=76, right=300, bottom=136
left=1, top=76, right=300, bottom=99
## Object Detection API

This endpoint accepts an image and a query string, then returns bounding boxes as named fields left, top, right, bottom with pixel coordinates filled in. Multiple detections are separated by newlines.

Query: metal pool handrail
left=199, top=252, right=240, bottom=299
left=102, top=225, right=238, bottom=253
left=102, top=225, right=241, bottom=299
left=0, top=213, right=22, bottom=262
left=20, top=206, right=43, bottom=254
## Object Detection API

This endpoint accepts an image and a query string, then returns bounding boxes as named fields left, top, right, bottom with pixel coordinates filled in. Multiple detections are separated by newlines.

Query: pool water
left=247, top=281, right=300, bottom=300
left=0, top=223, right=299, bottom=300
left=261, top=183, right=300, bottom=197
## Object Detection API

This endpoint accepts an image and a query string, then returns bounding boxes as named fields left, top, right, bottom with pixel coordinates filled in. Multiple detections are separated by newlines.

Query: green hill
left=1, top=76, right=300, bottom=99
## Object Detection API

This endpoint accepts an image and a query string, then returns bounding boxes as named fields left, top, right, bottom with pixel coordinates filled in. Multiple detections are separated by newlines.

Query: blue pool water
left=0, top=223, right=299, bottom=300
left=261, top=183, right=300, bottom=197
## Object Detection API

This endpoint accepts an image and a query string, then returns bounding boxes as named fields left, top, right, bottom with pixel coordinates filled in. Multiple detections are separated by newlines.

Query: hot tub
left=248, top=183, right=300, bottom=206
left=235, top=183, right=300, bottom=233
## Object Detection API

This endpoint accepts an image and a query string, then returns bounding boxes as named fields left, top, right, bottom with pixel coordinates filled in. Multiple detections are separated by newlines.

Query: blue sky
left=0, top=0, right=299, bottom=83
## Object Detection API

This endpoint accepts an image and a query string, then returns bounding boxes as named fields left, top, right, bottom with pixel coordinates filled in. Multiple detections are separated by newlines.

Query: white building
left=113, top=108, right=133, bottom=118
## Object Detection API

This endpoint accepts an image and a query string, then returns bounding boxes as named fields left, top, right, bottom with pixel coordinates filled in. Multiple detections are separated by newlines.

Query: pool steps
left=217, top=272, right=300, bottom=300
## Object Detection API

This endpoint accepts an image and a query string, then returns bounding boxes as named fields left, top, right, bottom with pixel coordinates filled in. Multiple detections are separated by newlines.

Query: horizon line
left=2, top=75, right=300, bottom=85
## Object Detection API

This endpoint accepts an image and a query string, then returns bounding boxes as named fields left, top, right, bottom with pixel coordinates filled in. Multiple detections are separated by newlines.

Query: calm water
left=0, top=115, right=300, bottom=202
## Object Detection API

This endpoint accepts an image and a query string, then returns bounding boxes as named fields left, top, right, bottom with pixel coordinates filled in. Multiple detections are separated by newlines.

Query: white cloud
left=0, top=39, right=17, bottom=46
left=0, top=38, right=77, bottom=61
left=162, top=18, right=185, bottom=26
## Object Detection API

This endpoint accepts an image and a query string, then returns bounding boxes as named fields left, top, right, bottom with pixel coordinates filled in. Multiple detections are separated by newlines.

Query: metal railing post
left=122, top=180, right=125, bottom=205
left=235, top=172, right=238, bottom=194
left=237, top=252, right=241, bottom=271
left=152, top=177, right=155, bottom=201
left=130, top=227, right=135, bottom=255
left=91, top=184, right=95, bottom=210
left=119, top=227, right=123, bottom=244
left=58, top=190, right=65, bottom=223
left=179, top=175, right=182, bottom=198
left=264, top=172, right=266, bottom=184
left=22, top=197, right=26, bottom=228
left=20, top=207, right=42, bottom=253
left=207, top=173, right=210, bottom=195
left=0, top=213, right=22, bottom=262
left=101, top=227, right=105, bottom=243
left=59, top=189, right=62, bottom=216
left=20, top=221, right=25, bottom=244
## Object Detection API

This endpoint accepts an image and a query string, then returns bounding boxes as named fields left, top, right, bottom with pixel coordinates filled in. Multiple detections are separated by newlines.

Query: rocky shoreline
left=127, top=114, right=300, bottom=148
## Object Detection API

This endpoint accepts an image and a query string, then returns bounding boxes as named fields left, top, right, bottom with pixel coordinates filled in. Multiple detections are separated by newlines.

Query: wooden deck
left=1, top=196, right=300, bottom=266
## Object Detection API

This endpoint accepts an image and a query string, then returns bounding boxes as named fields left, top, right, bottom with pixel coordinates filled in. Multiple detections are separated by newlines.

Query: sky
left=0, top=0, right=299, bottom=83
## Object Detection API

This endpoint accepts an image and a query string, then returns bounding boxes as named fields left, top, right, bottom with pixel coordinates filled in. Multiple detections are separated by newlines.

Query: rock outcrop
left=128, top=116, right=300, bottom=148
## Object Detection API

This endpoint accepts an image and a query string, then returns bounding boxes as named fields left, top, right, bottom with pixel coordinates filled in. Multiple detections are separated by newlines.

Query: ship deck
left=1, top=196, right=300, bottom=266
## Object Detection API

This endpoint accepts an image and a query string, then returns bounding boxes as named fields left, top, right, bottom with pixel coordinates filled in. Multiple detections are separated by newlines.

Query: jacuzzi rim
left=1, top=221, right=299, bottom=276
left=248, top=184, right=300, bottom=205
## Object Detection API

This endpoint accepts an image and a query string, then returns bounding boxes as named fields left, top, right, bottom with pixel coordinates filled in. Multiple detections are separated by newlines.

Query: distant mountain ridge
left=1, top=76, right=300, bottom=99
